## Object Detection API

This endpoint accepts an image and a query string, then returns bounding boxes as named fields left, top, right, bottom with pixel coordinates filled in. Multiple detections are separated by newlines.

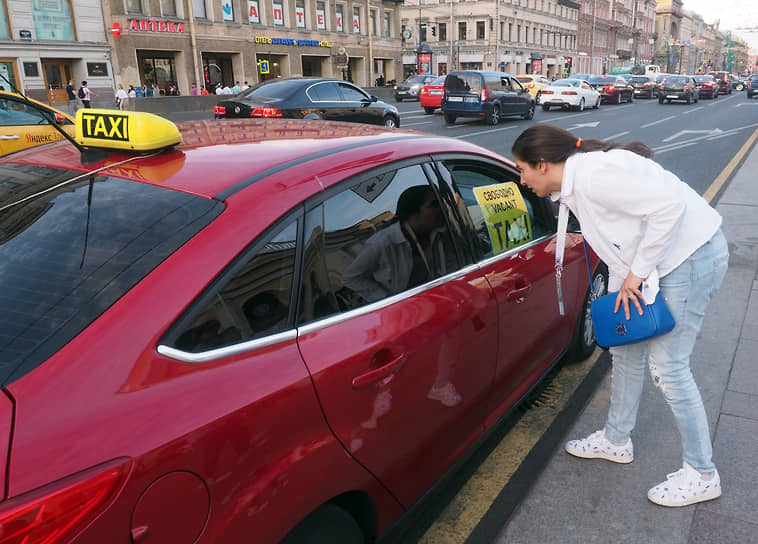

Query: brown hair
left=511, top=124, right=653, bottom=167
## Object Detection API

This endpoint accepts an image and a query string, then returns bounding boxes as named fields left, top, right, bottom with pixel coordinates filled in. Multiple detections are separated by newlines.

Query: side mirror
left=54, top=112, right=66, bottom=123
left=370, top=95, right=378, bottom=102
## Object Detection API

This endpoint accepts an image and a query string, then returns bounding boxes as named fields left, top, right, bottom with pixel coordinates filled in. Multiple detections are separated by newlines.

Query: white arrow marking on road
left=663, top=128, right=723, bottom=142
left=567, top=121, right=600, bottom=131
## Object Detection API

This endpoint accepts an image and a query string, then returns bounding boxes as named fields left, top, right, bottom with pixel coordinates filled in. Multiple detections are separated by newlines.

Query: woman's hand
left=614, top=271, right=646, bottom=320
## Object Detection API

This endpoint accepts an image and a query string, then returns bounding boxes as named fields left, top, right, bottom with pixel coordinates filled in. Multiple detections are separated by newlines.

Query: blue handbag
left=582, top=240, right=675, bottom=348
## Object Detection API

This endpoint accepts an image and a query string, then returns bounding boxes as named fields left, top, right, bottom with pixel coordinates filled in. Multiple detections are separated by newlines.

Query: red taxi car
left=418, top=76, right=446, bottom=114
left=0, top=110, right=606, bottom=544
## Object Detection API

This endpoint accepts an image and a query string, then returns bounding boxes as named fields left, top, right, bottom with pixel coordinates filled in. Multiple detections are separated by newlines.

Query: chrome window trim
left=477, top=232, right=552, bottom=268
left=157, top=329, right=297, bottom=363
left=297, top=263, right=481, bottom=336
left=305, top=81, right=343, bottom=103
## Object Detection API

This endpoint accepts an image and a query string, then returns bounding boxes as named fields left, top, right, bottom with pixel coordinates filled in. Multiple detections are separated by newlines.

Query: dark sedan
left=588, top=75, right=634, bottom=104
left=628, top=75, right=657, bottom=98
left=214, top=77, right=401, bottom=128
left=658, top=75, right=698, bottom=104
left=694, top=75, right=720, bottom=99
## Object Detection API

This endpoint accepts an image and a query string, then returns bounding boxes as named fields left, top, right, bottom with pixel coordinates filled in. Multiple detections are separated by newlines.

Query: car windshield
left=445, top=73, right=482, bottom=93
left=241, top=79, right=302, bottom=100
left=428, top=76, right=446, bottom=86
left=550, top=80, right=579, bottom=87
left=405, top=75, right=429, bottom=85
left=0, top=165, right=223, bottom=386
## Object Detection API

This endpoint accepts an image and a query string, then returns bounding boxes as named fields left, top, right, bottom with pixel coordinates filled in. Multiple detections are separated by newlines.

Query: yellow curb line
left=702, top=126, right=758, bottom=204
left=418, top=350, right=602, bottom=544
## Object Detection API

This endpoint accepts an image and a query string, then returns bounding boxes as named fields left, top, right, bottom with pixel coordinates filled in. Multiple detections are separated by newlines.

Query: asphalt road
left=394, top=92, right=758, bottom=197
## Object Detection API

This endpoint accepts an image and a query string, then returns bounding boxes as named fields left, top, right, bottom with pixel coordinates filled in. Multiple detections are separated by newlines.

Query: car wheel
left=568, top=261, right=609, bottom=361
left=686, top=94, right=691, bottom=104
left=395, top=97, right=403, bottom=103
left=486, top=105, right=500, bottom=125
left=423, top=107, right=435, bottom=115
left=535, top=91, right=541, bottom=104
left=594, top=97, right=600, bottom=109
left=444, top=113, right=456, bottom=124
left=576, top=98, right=585, bottom=112
left=542, top=104, right=550, bottom=111
left=658, top=96, right=664, bottom=104
left=523, top=103, right=535, bottom=120
left=280, top=503, right=364, bottom=544
left=736, top=83, right=744, bottom=91
left=615, top=93, right=622, bottom=105
left=628, top=93, right=633, bottom=103
left=382, top=115, right=399, bottom=128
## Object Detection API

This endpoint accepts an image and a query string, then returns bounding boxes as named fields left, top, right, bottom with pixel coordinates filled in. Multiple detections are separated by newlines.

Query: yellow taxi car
left=0, top=91, right=75, bottom=155
left=515, top=74, right=551, bottom=104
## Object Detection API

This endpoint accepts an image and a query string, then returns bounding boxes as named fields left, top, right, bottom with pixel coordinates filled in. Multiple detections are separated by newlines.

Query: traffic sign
left=258, top=60, right=270, bottom=74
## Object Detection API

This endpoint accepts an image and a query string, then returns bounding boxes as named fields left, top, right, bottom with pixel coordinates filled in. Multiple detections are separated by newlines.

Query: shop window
left=222, top=0, right=234, bottom=21
left=383, top=12, right=391, bottom=37
left=370, top=9, right=377, bottom=36
left=438, top=22, right=446, bottom=42
left=295, top=0, right=306, bottom=28
left=192, top=0, right=206, bottom=18
left=352, top=6, right=360, bottom=34
left=0, top=61, right=18, bottom=90
left=32, top=0, right=75, bottom=41
left=458, top=21, right=466, bottom=41
left=126, top=0, right=142, bottom=13
left=273, top=1, right=284, bottom=26
left=316, top=1, right=326, bottom=30
left=336, top=4, right=344, bottom=32
left=477, top=21, right=485, bottom=40
left=161, top=0, right=176, bottom=16
left=139, top=56, right=177, bottom=95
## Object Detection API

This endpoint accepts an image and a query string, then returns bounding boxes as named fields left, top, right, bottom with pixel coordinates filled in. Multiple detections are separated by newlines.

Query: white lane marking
left=641, top=116, right=676, bottom=128
left=682, top=106, right=704, bottom=114
left=604, top=131, right=630, bottom=140
left=663, top=128, right=722, bottom=142
left=403, top=121, right=434, bottom=127
left=652, top=122, right=758, bottom=153
left=654, top=141, right=699, bottom=154
left=455, top=125, right=518, bottom=139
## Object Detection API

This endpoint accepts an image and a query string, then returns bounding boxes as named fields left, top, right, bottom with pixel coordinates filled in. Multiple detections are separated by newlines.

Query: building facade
left=655, top=0, right=726, bottom=73
left=0, top=0, right=113, bottom=106
left=576, top=0, right=657, bottom=76
left=103, top=0, right=403, bottom=96
left=399, top=0, right=579, bottom=81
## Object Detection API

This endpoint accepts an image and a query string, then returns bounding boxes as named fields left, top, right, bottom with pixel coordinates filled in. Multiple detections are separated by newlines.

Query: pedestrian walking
left=240, top=81, right=250, bottom=91
left=232, top=81, right=241, bottom=94
left=79, top=81, right=94, bottom=108
left=511, top=124, right=729, bottom=507
left=115, top=84, right=128, bottom=110
left=200, top=85, right=209, bottom=96
left=190, top=83, right=199, bottom=96
left=65, top=79, right=77, bottom=114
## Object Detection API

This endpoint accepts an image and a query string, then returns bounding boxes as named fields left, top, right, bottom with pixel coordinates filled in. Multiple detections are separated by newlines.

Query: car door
left=495, top=76, right=519, bottom=115
left=305, top=81, right=349, bottom=122
left=338, top=82, right=378, bottom=125
left=580, top=80, right=598, bottom=104
left=433, top=157, right=587, bottom=426
left=0, top=96, right=69, bottom=155
left=295, top=161, right=499, bottom=507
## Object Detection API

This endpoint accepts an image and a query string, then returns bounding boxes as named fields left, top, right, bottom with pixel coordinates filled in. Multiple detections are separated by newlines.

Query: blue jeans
left=604, top=229, right=729, bottom=473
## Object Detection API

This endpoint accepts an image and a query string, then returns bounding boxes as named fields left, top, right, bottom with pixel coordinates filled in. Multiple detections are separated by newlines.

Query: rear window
left=551, top=80, right=579, bottom=87
left=0, top=165, right=223, bottom=385
left=667, top=76, right=689, bottom=85
left=446, top=73, right=482, bottom=93
left=694, top=76, right=713, bottom=82
left=589, top=77, right=616, bottom=85
left=629, top=76, right=651, bottom=83
left=241, top=79, right=302, bottom=100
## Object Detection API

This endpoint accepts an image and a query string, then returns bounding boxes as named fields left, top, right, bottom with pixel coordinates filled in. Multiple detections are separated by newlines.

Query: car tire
left=615, top=93, right=622, bottom=105
left=444, top=113, right=456, bottom=124
left=576, top=98, right=585, bottom=112
left=395, top=97, right=403, bottom=103
left=736, top=83, right=744, bottom=91
left=594, top=97, right=600, bottom=109
left=568, top=261, right=609, bottom=362
left=658, top=96, right=664, bottom=104
left=535, top=91, right=541, bottom=105
left=424, top=107, right=435, bottom=115
left=486, top=105, right=500, bottom=125
left=280, top=503, right=364, bottom=544
left=523, top=103, right=535, bottom=120
left=542, top=104, right=550, bottom=111
left=382, top=115, right=399, bottom=128
left=686, top=94, right=691, bottom=104
left=628, top=93, right=633, bottom=103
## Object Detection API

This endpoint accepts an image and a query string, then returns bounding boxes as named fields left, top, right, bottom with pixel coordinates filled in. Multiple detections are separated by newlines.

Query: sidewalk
left=494, top=137, right=758, bottom=543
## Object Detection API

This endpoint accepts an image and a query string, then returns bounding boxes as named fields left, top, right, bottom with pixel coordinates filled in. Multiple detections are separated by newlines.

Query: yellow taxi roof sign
left=75, top=109, right=182, bottom=151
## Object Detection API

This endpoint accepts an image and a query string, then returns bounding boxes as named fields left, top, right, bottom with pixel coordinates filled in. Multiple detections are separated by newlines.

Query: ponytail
left=511, top=124, right=653, bottom=167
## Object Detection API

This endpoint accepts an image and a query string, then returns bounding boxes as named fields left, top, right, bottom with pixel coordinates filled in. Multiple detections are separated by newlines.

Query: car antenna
left=0, top=73, right=107, bottom=164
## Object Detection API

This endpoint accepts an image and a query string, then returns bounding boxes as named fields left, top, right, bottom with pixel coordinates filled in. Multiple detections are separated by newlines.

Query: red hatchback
left=0, top=110, right=605, bottom=544
left=419, top=75, right=446, bottom=114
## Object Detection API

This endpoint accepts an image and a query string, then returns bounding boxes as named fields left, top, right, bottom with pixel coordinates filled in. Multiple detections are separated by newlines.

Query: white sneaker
left=565, top=430, right=634, bottom=463
left=647, top=462, right=721, bottom=507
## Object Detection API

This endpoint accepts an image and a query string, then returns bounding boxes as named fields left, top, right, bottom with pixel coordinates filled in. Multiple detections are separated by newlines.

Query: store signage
left=19, top=29, right=32, bottom=40
left=129, top=19, right=186, bottom=33
left=273, top=2, right=284, bottom=26
left=254, top=36, right=331, bottom=47
left=353, top=14, right=360, bottom=33
left=110, top=22, right=123, bottom=38
left=316, top=8, right=326, bottom=30
left=336, top=11, right=343, bottom=32
left=248, top=1, right=259, bottom=23
left=295, top=6, right=305, bottom=28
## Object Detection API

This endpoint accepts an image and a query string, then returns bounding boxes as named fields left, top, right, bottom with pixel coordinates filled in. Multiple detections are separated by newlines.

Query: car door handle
left=506, top=283, right=531, bottom=303
left=0, top=135, right=19, bottom=140
left=352, top=353, right=406, bottom=389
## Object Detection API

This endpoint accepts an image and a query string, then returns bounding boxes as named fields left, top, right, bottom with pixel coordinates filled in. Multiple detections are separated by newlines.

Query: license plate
left=667, top=95, right=679, bottom=99
left=430, top=90, right=443, bottom=95
left=634, top=90, right=641, bottom=93
left=447, top=96, right=463, bottom=102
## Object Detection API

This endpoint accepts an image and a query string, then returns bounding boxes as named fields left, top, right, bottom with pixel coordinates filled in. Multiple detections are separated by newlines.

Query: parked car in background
left=0, top=91, right=74, bottom=155
left=0, top=110, right=604, bottom=544
left=746, top=75, right=758, bottom=99
left=588, top=75, right=634, bottom=104
left=628, top=75, right=657, bottom=98
left=441, top=70, right=535, bottom=125
left=693, top=75, right=720, bottom=99
left=734, top=76, right=747, bottom=91
left=515, top=74, right=551, bottom=103
left=419, top=75, right=446, bottom=114
left=214, top=77, right=400, bottom=128
left=658, top=75, right=698, bottom=104
left=540, top=79, right=601, bottom=111
left=393, top=75, right=437, bottom=102
left=709, top=71, right=733, bottom=94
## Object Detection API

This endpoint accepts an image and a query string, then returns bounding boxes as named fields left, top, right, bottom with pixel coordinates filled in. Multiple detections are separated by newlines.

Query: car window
left=298, top=164, right=460, bottom=320
left=242, top=79, right=301, bottom=100
left=446, top=73, right=482, bottom=93
left=435, top=159, right=554, bottom=260
left=668, top=76, right=688, bottom=85
left=551, top=80, right=575, bottom=87
left=498, top=77, right=513, bottom=91
left=307, top=82, right=342, bottom=101
left=170, top=219, right=298, bottom=353
left=338, top=83, right=369, bottom=101
left=510, top=78, right=525, bottom=91
left=0, top=97, right=53, bottom=127
left=516, top=77, right=533, bottom=84
left=581, top=82, right=591, bottom=90
left=0, top=166, right=223, bottom=383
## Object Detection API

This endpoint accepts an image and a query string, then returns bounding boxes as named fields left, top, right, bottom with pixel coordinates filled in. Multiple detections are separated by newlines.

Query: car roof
left=2, top=119, right=504, bottom=200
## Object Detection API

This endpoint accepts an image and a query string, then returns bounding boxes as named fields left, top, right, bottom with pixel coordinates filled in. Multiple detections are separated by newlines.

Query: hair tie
left=575, top=138, right=582, bottom=149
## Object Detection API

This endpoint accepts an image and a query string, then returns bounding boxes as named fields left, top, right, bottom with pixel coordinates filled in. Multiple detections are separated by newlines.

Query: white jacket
left=557, top=149, right=721, bottom=299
